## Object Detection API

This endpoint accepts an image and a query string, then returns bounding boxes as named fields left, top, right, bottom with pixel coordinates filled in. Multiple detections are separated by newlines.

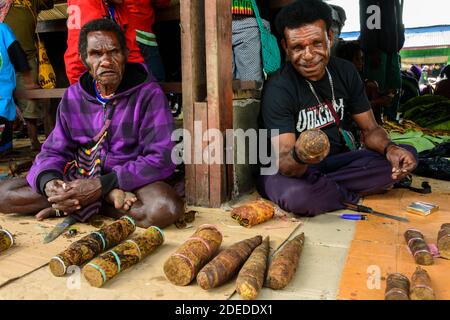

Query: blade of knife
left=43, top=216, right=77, bottom=243
left=344, top=203, right=409, bottom=222
left=369, top=209, right=409, bottom=222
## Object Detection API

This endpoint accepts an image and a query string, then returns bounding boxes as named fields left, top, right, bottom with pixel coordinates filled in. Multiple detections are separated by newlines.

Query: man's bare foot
left=35, top=207, right=57, bottom=220
left=105, top=189, right=137, bottom=212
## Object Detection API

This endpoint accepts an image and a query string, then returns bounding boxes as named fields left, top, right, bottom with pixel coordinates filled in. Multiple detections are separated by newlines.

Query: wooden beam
left=181, top=0, right=207, bottom=205
left=37, top=19, right=67, bottom=33
left=205, top=0, right=233, bottom=207
left=14, top=82, right=182, bottom=100
left=14, top=88, right=66, bottom=99
left=194, top=102, right=210, bottom=206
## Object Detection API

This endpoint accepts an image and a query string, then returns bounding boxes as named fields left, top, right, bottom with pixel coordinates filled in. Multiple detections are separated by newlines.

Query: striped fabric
left=232, top=0, right=253, bottom=15
left=136, top=29, right=158, bottom=47
left=61, top=114, right=111, bottom=222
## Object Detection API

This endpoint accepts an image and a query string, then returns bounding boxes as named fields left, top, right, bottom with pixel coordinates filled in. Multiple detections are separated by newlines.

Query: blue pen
left=340, top=214, right=368, bottom=221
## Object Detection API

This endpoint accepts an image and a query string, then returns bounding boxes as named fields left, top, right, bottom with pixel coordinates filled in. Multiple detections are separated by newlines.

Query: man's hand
left=44, top=179, right=66, bottom=198
left=386, top=145, right=417, bottom=180
left=47, top=178, right=102, bottom=210
left=44, top=179, right=80, bottom=214
left=294, top=129, right=330, bottom=165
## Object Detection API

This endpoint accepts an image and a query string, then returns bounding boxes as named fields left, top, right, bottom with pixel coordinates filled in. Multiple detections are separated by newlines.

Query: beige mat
left=0, top=214, right=99, bottom=287
left=0, top=206, right=301, bottom=300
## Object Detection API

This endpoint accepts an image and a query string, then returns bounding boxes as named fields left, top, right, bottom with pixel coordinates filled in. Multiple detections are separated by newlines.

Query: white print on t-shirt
left=296, top=98, right=344, bottom=132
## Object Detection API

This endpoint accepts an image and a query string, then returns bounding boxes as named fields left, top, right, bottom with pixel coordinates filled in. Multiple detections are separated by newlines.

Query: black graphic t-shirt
left=260, top=56, right=371, bottom=155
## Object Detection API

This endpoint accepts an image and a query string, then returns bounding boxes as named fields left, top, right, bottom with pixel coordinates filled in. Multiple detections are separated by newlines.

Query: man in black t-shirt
left=257, top=0, right=417, bottom=216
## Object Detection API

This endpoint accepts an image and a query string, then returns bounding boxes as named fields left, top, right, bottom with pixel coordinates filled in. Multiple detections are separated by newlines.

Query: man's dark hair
left=275, top=0, right=333, bottom=39
left=78, top=18, right=127, bottom=66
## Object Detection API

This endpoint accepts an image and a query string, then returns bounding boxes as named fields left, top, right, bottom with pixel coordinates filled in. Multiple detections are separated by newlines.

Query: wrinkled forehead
left=86, top=30, right=121, bottom=51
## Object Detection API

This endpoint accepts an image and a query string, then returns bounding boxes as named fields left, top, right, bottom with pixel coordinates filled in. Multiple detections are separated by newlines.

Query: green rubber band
left=87, top=262, right=107, bottom=284
left=150, top=226, right=164, bottom=241
left=92, top=231, right=106, bottom=250
left=108, top=250, right=121, bottom=273
left=122, top=215, right=136, bottom=228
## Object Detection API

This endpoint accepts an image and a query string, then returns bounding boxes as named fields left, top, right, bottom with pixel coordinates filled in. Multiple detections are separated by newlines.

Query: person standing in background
left=4, top=0, right=53, bottom=152
left=64, top=0, right=143, bottom=85
left=435, top=65, right=450, bottom=99
left=126, top=0, right=179, bottom=82
left=0, top=21, right=34, bottom=155
left=232, top=0, right=271, bottom=83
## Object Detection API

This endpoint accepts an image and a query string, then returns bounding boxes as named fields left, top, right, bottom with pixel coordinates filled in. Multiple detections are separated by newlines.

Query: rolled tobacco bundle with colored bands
left=297, top=129, right=330, bottom=162
left=0, top=228, right=14, bottom=253
left=385, top=273, right=410, bottom=300
left=164, top=224, right=223, bottom=286
left=236, top=236, right=270, bottom=300
left=231, top=199, right=275, bottom=227
left=266, top=233, right=304, bottom=290
left=404, top=228, right=434, bottom=265
left=82, top=226, right=164, bottom=287
left=197, top=235, right=262, bottom=290
left=49, top=216, right=136, bottom=277
left=437, top=223, right=450, bottom=260
left=410, top=266, right=435, bottom=300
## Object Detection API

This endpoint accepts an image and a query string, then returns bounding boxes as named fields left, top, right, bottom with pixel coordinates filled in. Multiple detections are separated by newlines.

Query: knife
left=344, top=203, right=409, bottom=222
left=43, top=216, right=77, bottom=243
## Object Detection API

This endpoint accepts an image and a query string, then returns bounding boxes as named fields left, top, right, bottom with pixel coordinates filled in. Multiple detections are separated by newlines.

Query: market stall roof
left=341, top=25, right=450, bottom=49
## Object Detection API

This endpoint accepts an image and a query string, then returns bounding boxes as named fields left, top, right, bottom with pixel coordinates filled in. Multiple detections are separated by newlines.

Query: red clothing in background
left=64, top=0, right=143, bottom=84
left=126, top=0, right=170, bottom=36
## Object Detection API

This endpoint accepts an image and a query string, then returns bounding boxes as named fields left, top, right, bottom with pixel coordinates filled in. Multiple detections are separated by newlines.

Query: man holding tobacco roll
left=257, top=0, right=417, bottom=216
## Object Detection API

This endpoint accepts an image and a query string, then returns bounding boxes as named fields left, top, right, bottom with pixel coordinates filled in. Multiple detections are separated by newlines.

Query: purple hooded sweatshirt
left=27, top=63, right=175, bottom=194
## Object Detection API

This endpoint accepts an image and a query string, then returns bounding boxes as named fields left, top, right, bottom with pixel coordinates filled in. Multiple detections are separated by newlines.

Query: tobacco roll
left=437, top=223, right=450, bottom=260
left=385, top=273, right=410, bottom=300
left=266, top=233, right=304, bottom=290
left=164, top=224, right=223, bottom=286
left=236, top=236, right=270, bottom=300
left=0, top=228, right=14, bottom=253
left=197, top=235, right=262, bottom=290
left=296, top=129, right=330, bottom=162
left=404, top=228, right=434, bottom=265
left=49, top=216, right=136, bottom=277
left=82, top=226, right=164, bottom=287
left=410, top=266, right=435, bottom=300
left=231, top=199, right=275, bottom=228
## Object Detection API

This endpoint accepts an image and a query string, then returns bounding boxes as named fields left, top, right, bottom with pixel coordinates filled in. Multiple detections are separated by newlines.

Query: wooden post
left=194, top=102, right=210, bottom=206
left=181, top=0, right=207, bottom=205
left=204, top=0, right=233, bottom=207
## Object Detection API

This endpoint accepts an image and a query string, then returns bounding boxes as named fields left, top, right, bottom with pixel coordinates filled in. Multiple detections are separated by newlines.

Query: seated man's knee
left=276, top=184, right=319, bottom=217
left=0, top=178, right=26, bottom=213
left=133, top=182, right=184, bottom=228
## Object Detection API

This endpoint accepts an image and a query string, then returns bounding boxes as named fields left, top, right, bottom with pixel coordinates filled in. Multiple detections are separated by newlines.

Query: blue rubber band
left=150, top=226, right=164, bottom=242
left=109, top=250, right=121, bottom=273
left=122, top=215, right=136, bottom=228
left=92, top=231, right=106, bottom=250
left=87, top=262, right=107, bottom=284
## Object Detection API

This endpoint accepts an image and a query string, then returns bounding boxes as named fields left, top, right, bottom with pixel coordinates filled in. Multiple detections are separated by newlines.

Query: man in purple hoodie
left=0, top=19, right=184, bottom=228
